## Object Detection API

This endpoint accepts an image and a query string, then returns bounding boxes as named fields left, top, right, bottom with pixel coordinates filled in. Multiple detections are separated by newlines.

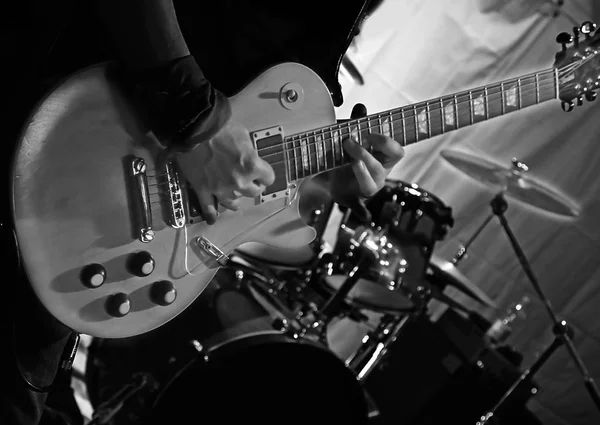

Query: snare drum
left=321, top=180, right=454, bottom=313
left=86, top=265, right=369, bottom=425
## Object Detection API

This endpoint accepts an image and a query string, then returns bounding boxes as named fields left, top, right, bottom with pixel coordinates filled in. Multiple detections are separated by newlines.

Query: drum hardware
left=475, top=193, right=600, bottom=424
left=440, top=150, right=580, bottom=217
left=88, top=372, right=158, bottom=425
left=345, top=309, right=425, bottom=381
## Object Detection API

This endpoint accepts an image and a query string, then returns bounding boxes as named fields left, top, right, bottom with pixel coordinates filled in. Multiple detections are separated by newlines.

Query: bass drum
left=86, top=264, right=369, bottom=425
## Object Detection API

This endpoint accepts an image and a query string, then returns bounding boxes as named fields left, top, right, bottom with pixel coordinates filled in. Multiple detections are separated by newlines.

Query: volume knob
left=80, top=263, right=107, bottom=288
left=151, top=281, right=177, bottom=306
left=128, top=251, right=155, bottom=277
left=105, top=292, right=131, bottom=317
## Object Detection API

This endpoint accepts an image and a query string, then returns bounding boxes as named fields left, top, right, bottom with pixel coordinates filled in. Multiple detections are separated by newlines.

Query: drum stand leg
left=345, top=308, right=423, bottom=381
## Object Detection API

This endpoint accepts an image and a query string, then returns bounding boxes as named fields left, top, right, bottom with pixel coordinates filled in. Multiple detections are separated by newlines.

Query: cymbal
left=427, top=254, right=496, bottom=308
left=440, top=149, right=580, bottom=217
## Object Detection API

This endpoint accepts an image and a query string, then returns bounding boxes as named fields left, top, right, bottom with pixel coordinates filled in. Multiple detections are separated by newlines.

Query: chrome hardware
left=196, top=236, right=229, bottom=266
left=131, top=158, right=154, bottom=243
left=253, top=126, right=291, bottom=204
left=190, top=340, right=204, bottom=353
left=580, top=21, right=597, bottom=36
left=165, top=162, right=186, bottom=228
left=279, top=82, right=304, bottom=111
left=561, top=100, right=575, bottom=112
left=511, top=158, right=529, bottom=173
left=586, top=92, right=597, bottom=102
left=346, top=314, right=412, bottom=381
left=285, top=89, right=298, bottom=102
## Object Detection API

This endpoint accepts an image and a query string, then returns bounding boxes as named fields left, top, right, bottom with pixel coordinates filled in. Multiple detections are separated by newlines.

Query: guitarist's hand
left=176, top=119, right=275, bottom=224
left=323, top=103, right=405, bottom=214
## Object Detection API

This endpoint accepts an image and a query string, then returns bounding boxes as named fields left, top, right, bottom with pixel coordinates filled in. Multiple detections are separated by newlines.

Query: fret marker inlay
left=444, top=102, right=456, bottom=126
left=417, top=109, right=428, bottom=134
left=506, top=87, right=517, bottom=107
left=473, top=95, right=485, bottom=116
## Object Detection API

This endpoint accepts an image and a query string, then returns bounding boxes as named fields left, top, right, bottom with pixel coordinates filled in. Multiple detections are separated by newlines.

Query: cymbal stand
left=452, top=212, right=494, bottom=266
left=476, top=193, right=600, bottom=424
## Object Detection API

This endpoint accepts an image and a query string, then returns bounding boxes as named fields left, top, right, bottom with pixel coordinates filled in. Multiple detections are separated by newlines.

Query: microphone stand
left=476, top=193, right=600, bottom=424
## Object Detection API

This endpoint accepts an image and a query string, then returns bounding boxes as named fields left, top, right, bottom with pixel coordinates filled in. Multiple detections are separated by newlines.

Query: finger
left=351, top=159, right=379, bottom=197
left=366, top=133, right=405, bottom=168
left=196, top=187, right=219, bottom=225
left=218, top=198, right=241, bottom=211
left=247, top=156, right=276, bottom=187
left=236, top=182, right=266, bottom=198
left=343, top=138, right=386, bottom=185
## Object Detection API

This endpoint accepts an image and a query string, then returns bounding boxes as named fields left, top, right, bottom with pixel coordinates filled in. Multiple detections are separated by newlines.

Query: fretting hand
left=321, top=103, right=405, bottom=215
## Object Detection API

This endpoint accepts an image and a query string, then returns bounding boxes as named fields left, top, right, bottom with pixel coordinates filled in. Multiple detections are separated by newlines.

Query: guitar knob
left=577, top=95, right=584, bottom=106
left=128, top=251, right=155, bottom=277
left=580, top=21, right=597, bottom=36
left=106, top=293, right=131, bottom=317
left=150, top=281, right=177, bottom=306
left=585, top=91, right=597, bottom=102
left=80, top=263, right=107, bottom=288
left=556, top=32, right=573, bottom=51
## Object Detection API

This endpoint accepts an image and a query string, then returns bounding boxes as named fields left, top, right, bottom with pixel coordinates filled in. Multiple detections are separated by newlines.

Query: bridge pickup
left=130, top=158, right=155, bottom=243
left=252, top=126, right=289, bottom=204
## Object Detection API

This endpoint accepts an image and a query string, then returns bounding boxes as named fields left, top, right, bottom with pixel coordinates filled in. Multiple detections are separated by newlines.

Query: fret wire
left=294, top=136, right=301, bottom=179
left=307, top=133, right=313, bottom=175
left=439, top=98, right=445, bottom=134
left=554, top=68, right=559, bottom=99
left=413, top=105, right=419, bottom=143
left=535, top=73, right=540, bottom=104
left=468, top=91, right=474, bottom=125
left=454, top=95, right=459, bottom=129
left=388, top=111, right=395, bottom=139
left=500, top=82, right=505, bottom=115
left=329, top=128, right=336, bottom=170
left=426, top=103, right=432, bottom=137
left=283, top=138, right=291, bottom=182
left=320, top=128, right=327, bottom=171
left=368, top=117, right=374, bottom=153
left=484, top=87, right=489, bottom=120
left=517, top=78, right=522, bottom=109
left=401, top=109, right=407, bottom=145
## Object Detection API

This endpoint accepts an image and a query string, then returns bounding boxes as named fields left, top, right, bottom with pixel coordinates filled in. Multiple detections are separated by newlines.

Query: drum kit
left=83, top=150, right=591, bottom=425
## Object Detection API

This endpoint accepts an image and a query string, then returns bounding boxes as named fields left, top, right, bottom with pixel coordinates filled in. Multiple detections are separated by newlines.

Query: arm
left=93, top=0, right=231, bottom=148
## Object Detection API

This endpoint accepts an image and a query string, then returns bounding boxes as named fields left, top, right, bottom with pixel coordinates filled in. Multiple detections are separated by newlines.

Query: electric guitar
left=11, top=22, right=600, bottom=338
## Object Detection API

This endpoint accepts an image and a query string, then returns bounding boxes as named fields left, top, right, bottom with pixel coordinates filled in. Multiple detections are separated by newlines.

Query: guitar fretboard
left=260, top=68, right=558, bottom=181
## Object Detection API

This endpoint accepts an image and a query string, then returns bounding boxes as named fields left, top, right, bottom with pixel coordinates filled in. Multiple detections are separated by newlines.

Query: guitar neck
left=279, top=67, right=558, bottom=180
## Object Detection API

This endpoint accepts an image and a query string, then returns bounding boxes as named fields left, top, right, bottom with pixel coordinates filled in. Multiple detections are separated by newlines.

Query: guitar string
left=143, top=77, right=562, bottom=186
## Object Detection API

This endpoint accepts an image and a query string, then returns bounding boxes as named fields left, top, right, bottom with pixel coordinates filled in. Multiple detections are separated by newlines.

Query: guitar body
left=11, top=62, right=336, bottom=338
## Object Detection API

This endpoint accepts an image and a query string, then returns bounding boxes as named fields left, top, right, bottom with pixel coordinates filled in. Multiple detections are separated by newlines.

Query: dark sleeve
left=93, top=0, right=230, bottom=149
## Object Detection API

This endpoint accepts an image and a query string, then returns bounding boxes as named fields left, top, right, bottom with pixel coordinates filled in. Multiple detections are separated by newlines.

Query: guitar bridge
left=165, top=162, right=186, bottom=228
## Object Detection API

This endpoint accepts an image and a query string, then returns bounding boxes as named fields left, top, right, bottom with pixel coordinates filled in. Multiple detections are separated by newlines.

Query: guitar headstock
left=555, top=21, right=600, bottom=111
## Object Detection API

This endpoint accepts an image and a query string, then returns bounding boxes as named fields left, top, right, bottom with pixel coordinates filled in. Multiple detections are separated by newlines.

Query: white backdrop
left=335, top=1, right=600, bottom=424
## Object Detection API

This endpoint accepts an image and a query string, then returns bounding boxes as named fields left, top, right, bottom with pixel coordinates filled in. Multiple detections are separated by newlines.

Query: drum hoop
left=151, top=330, right=342, bottom=412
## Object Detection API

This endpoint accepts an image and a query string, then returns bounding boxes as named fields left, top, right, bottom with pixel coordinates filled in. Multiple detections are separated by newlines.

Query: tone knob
left=128, top=251, right=155, bottom=277
left=80, top=263, right=107, bottom=288
left=105, top=292, right=131, bottom=317
left=151, top=281, right=177, bottom=306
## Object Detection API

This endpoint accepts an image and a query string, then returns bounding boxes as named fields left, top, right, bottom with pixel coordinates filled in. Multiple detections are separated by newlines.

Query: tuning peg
left=580, top=21, right=597, bottom=37
left=561, top=100, right=574, bottom=112
left=556, top=32, right=573, bottom=51
left=585, top=91, right=597, bottom=102
left=572, top=26, right=581, bottom=45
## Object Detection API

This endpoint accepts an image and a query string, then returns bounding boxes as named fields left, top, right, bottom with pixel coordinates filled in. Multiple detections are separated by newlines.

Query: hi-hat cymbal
left=441, top=149, right=580, bottom=217
left=428, top=254, right=496, bottom=308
